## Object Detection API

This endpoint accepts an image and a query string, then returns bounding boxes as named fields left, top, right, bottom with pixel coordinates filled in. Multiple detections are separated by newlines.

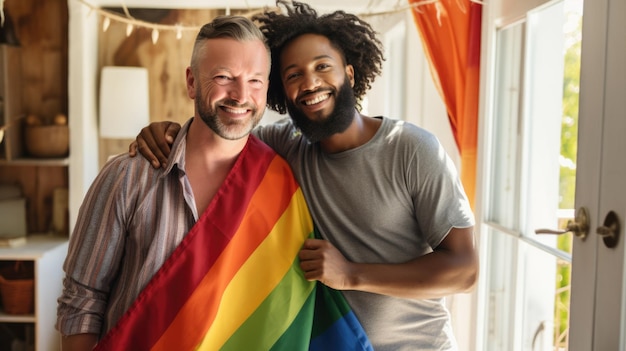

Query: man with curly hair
left=132, top=1, right=478, bottom=350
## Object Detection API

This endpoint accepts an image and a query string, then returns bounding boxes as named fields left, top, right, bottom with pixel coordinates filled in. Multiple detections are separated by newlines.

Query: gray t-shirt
left=254, top=116, right=474, bottom=351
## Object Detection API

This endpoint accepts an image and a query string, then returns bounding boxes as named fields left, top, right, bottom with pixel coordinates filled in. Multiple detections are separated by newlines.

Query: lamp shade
left=99, top=66, right=150, bottom=138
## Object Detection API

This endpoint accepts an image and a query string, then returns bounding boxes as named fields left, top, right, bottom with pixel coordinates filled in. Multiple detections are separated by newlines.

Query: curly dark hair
left=253, top=0, right=385, bottom=114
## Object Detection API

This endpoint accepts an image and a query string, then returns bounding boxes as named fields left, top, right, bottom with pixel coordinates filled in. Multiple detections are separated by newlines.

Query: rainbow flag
left=94, top=136, right=372, bottom=351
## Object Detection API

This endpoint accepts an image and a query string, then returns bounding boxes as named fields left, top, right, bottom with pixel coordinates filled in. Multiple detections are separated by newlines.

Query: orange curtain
left=409, top=0, right=482, bottom=209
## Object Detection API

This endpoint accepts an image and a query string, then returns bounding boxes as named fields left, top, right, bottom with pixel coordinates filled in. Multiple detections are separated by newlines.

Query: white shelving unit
left=0, top=235, right=68, bottom=351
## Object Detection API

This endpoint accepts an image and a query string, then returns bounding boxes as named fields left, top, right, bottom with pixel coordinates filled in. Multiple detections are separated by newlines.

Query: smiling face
left=279, top=33, right=357, bottom=142
left=187, top=37, right=270, bottom=140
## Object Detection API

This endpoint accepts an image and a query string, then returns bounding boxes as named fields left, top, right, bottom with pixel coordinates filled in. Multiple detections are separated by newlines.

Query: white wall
left=67, top=0, right=101, bottom=231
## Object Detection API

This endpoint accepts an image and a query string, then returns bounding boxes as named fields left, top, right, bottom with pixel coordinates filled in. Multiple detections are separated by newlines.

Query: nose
left=228, top=79, right=249, bottom=103
left=301, top=72, right=321, bottom=92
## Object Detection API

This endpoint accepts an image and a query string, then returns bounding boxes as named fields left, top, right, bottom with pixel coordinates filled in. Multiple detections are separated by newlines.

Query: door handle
left=535, top=206, right=589, bottom=240
left=597, top=211, right=620, bottom=248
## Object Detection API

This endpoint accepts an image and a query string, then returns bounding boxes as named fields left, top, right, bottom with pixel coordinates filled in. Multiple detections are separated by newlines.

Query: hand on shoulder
left=129, top=121, right=182, bottom=168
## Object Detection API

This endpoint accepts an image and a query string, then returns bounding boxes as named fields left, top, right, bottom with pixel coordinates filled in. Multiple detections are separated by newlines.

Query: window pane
left=488, top=23, right=523, bottom=229
left=522, top=1, right=566, bottom=250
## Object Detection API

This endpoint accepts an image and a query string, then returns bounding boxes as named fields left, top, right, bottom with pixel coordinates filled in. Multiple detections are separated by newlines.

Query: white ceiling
left=91, top=0, right=406, bottom=14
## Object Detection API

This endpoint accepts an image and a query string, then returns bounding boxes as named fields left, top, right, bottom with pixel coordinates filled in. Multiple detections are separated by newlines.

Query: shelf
left=0, top=234, right=68, bottom=260
left=0, top=311, right=35, bottom=323
left=0, top=157, right=69, bottom=166
left=0, top=234, right=68, bottom=349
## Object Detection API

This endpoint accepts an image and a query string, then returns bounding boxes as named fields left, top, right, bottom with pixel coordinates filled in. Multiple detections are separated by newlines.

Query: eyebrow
left=210, top=67, right=267, bottom=78
left=281, top=54, right=334, bottom=75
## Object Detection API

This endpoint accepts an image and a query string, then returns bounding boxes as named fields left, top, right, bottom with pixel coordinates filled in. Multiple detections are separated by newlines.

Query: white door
left=569, top=0, right=626, bottom=348
left=477, top=0, right=626, bottom=349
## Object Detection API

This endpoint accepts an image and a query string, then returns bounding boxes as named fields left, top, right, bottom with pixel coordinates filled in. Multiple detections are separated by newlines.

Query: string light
left=77, top=0, right=206, bottom=41
left=76, top=0, right=485, bottom=40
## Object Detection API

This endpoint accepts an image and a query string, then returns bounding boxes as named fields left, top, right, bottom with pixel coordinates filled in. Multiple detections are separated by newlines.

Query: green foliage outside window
left=554, top=13, right=582, bottom=349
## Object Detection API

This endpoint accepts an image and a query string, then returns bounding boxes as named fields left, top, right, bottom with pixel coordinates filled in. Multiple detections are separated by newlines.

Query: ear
left=345, top=64, right=355, bottom=88
left=186, top=67, right=196, bottom=99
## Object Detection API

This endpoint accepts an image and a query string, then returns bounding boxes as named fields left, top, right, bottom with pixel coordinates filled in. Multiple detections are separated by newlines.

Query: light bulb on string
left=102, top=16, right=111, bottom=32
left=151, top=28, right=159, bottom=44
left=175, top=24, right=183, bottom=40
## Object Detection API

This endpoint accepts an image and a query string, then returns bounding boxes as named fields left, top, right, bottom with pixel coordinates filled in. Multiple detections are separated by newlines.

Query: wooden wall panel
left=6, top=0, right=68, bottom=121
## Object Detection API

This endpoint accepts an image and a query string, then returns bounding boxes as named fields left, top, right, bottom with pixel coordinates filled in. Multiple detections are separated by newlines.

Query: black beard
left=285, top=78, right=356, bottom=143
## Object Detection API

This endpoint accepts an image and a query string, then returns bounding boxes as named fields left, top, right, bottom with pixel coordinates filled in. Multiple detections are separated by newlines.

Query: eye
left=214, top=75, right=232, bottom=85
left=284, top=71, right=301, bottom=82
left=317, top=63, right=331, bottom=71
left=249, top=78, right=265, bottom=89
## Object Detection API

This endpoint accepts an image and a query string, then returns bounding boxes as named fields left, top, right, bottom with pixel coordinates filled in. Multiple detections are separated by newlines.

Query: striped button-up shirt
left=57, top=120, right=199, bottom=337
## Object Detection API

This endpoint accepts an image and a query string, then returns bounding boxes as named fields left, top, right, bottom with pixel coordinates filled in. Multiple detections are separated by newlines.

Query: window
left=479, top=0, right=583, bottom=349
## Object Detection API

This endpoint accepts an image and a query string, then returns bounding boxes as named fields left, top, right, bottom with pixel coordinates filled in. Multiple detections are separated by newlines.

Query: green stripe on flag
left=221, top=259, right=315, bottom=350
left=270, top=290, right=316, bottom=350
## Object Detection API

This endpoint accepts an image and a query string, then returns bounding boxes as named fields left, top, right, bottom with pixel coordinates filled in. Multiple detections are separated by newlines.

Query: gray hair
left=190, top=16, right=270, bottom=74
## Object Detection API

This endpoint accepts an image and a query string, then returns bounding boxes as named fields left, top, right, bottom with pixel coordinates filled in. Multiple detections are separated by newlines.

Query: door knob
left=535, top=207, right=589, bottom=240
left=597, top=211, right=620, bottom=248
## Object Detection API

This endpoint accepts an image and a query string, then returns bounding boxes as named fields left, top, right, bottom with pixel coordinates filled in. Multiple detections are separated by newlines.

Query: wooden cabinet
left=0, top=236, right=68, bottom=351
left=0, top=2, right=71, bottom=350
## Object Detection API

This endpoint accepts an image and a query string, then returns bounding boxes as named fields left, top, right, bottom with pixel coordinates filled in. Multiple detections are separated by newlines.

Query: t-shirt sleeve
left=407, top=130, right=475, bottom=248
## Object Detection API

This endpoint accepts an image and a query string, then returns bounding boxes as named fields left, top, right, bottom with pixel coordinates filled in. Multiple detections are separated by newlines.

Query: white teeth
left=223, top=107, right=247, bottom=114
left=303, top=93, right=329, bottom=106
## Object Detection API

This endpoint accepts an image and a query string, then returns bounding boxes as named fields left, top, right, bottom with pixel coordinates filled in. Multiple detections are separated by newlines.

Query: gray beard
left=196, top=97, right=260, bottom=141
